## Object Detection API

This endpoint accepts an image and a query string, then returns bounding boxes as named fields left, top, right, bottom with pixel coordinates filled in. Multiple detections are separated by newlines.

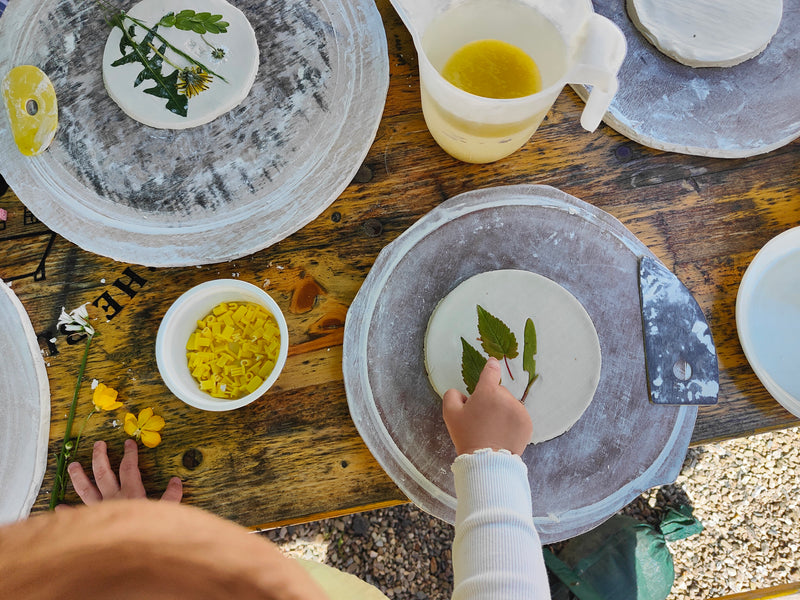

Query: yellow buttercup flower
left=92, top=382, right=123, bottom=411
left=124, top=407, right=165, bottom=448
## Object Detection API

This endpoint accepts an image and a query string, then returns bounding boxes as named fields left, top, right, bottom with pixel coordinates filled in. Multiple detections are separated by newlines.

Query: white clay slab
left=627, top=0, right=782, bottom=68
left=102, top=0, right=259, bottom=129
left=424, top=269, right=602, bottom=445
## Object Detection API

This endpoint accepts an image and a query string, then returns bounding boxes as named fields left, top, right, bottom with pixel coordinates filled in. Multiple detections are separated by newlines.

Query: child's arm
left=443, top=357, right=551, bottom=600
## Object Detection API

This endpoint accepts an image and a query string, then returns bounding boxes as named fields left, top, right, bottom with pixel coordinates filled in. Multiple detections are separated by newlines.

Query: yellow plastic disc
left=2, top=65, right=58, bottom=156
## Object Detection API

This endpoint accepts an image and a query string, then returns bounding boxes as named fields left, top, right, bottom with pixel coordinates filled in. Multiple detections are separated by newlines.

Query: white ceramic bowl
left=736, top=226, right=800, bottom=417
left=156, top=280, right=289, bottom=411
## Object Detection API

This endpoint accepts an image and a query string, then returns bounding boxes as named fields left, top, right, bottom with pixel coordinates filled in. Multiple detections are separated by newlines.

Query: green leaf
left=476, top=305, right=518, bottom=360
left=460, top=338, right=487, bottom=395
left=110, top=21, right=189, bottom=117
left=521, top=318, right=538, bottom=403
left=159, top=9, right=229, bottom=35
left=522, top=317, right=537, bottom=378
left=158, top=12, right=176, bottom=27
left=143, top=70, right=188, bottom=117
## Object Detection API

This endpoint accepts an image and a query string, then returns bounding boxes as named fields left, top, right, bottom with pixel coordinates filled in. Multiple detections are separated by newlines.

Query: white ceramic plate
left=0, top=0, right=388, bottom=266
left=736, top=226, right=800, bottom=416
left=0, top=280, right=50, bottom=525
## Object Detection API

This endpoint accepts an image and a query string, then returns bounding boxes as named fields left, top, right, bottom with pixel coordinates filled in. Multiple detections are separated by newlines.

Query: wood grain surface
left=1, top=0, right=799, bottom=529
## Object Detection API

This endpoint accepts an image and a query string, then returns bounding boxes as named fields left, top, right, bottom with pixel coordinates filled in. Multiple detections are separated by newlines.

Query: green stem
left=200, top=34, right=217, bottom=51
left=148, top=43, right=183, bottom=72
left=49, top=334, right=93, bottom=510
left=73, top=409, right=97, bottom=460
left=520, top=374, right=538, bottom=404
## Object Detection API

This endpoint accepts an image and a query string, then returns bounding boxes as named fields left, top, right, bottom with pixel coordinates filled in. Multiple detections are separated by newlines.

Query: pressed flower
left=92, top=382, right=123, bottom=411
left=57, top=303, right=96, bottom=336
left=124, top=407, right=166, bottom=448
left=177, top=66, right=212, bottom=98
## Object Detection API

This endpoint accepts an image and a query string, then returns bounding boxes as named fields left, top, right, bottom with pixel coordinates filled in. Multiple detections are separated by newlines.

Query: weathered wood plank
left=1, top=0, right=798, bottom=529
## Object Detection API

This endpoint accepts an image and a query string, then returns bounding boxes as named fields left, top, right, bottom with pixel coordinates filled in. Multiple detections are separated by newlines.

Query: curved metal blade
left=638, top=256, right=719, bottom=405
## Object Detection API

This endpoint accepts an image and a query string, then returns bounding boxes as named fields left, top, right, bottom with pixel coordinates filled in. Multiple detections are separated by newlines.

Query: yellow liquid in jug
left=421, top=0, right=566, bottom=163
left=441, top=39, right=542, bottom=99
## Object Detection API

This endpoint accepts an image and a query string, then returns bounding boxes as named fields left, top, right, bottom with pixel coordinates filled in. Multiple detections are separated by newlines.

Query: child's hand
left=442, top=357, right=533, bottom=456
left=56, top=439, right=182, bottom=509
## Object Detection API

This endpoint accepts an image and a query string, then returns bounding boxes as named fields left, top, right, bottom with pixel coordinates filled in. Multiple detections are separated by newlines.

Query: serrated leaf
left=460, top=338, right=487, bottom=395
left=476, top=305, right=518, bottom=360
left=143, top=70, right=188, bottom=116
left=521, top=318, right=538, bottom=403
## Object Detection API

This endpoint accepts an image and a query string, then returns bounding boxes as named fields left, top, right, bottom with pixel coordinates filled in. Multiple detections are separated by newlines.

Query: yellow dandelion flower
left=124, top=407, right=166, bottom=448
left=177, top=66, right=212, bottom=98
left=92, top=382, right=123, bottom=411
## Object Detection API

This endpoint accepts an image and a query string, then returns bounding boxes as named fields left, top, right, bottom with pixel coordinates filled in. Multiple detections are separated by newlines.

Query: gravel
left=262, top=426, right=800, bottom=599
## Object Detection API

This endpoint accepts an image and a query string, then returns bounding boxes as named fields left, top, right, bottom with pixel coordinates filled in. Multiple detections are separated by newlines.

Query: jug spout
left=569, top=13, right=627, bottom=132
left=388, top=0, right=437, bottom=47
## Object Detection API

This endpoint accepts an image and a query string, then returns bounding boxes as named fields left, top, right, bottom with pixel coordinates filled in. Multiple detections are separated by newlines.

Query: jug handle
left=568, top=13, right=627, bottom=132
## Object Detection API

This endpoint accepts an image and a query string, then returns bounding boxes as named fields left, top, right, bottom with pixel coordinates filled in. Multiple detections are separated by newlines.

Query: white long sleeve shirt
left=451, top=449, right=551, bottom=600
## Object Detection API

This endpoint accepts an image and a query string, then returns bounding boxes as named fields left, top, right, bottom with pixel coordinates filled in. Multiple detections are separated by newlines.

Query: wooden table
left=2, top=0, right=799, bottom=530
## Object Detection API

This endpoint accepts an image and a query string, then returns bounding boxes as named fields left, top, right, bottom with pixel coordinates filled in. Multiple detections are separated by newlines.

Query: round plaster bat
left=626, top=0, right=783, bottom=68
left=424, top=269, right=602, bottom=445
left=102, top=0, right=259, bottom=129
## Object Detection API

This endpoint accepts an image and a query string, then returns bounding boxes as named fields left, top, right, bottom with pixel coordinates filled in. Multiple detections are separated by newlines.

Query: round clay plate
left=572, top=0, right=800, bottom=157
left=101, top=0, right=259, bottom=130
left=736, top=226, right=800, bottom=416
left=424, top=269, right=602, bottom=445
left=343, top=184, right=697, bottom=543
left=0, top=0, right=388, bottom=266
left=0, top=280, right=50, bottom=525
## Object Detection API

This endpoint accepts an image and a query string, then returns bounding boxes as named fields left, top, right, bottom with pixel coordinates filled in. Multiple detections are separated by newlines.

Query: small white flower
left=57, top=303, right=95, bottom=336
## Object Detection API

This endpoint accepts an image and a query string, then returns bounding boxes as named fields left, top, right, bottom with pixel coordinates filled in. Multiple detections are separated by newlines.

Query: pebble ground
left=262, top=426, right=800, bottom=599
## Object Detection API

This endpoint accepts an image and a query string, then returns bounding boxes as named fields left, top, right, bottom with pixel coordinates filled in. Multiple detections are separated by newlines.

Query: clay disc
left=424, top=269, right=601, bottom=444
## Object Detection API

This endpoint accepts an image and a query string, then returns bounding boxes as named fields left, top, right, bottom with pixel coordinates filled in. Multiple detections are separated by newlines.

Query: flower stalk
left=49, top=334, right=93, bottom=509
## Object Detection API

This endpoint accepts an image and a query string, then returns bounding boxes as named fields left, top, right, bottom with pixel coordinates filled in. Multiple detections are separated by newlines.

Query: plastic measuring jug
left=390, top=0, right=627, bottom=163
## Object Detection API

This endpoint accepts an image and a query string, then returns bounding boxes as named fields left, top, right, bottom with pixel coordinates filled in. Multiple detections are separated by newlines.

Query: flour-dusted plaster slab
left=0, top=280, right=50, bottom=525
left=572, top=0, right=800, bottom=158
left=344, top=185, right=697, bottom=543
left=0, top=0, right=388, bottom=266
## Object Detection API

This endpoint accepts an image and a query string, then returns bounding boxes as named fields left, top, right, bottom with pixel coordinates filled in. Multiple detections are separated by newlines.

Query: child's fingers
left=160, top=477, right=184, bottom=503
left=442, top=388, right=467, bottom=422
left=91, top=440, right=120, bottom=498
left=67, top=461, right=102, bottom=505
left=118, top=439, right=146, bottom=499
left=473, top=357, right=503, bottom=394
